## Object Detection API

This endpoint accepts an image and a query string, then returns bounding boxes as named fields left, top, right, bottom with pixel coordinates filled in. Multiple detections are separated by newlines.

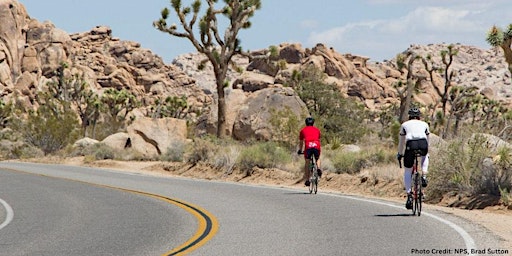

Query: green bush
left=292, top=66, right=370, bottom=144
left=185, top=136, right=221, bottom=165
left=237, top=141, right=291, bottom=175
left=80, top=143, right=116, bottom=160
left=427, top=134, right=512, bottom=201
left=327, top=147, right=395, bottom=174
left=14, top=101, right=80, bottom=155
left=0, top=141, right=44, bottom=160
left=269, top=106, right=303, bottom=150
left=161, top=140, right=186, bottom=162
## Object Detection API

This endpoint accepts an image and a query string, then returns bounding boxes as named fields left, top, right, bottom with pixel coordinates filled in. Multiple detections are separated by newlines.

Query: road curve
left=0, top=162, right=503, bottom=256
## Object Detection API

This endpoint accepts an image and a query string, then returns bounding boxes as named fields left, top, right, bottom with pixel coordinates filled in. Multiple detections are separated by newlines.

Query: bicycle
left=298, top=150, right=319, bottom=194
left=399, top=151, right=424, bottom=216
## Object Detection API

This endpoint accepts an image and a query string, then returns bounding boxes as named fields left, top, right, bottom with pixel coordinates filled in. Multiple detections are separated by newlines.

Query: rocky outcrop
left=232, top=87, right=307, bottom=141
left=0, top=0, right=211, bottom=121
left=100, top=117, right=187, bottom=158
left=2, top=0, right=512, bottom=148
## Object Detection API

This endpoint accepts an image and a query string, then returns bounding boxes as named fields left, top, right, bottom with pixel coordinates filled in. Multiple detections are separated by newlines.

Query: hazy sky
left=20, top=0, right=510, bottom=64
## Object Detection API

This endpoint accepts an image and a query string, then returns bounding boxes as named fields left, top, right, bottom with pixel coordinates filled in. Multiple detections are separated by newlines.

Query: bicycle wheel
left=312, top=175, right=318, bottom=194
left=417, top=186, right=423, bottom=216
left=309, top=156, right=317, bottom=194
left=411, top=173, right=419, bottom=216
left=309, top=176, right=314, bottom=194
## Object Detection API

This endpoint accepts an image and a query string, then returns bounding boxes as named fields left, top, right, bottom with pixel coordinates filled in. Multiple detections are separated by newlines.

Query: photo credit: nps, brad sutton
left=410, top=247, right=510, bottom=255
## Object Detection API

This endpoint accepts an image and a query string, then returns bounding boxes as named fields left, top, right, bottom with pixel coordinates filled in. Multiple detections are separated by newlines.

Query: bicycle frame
left=411, top=152, right=423, bottom=216
left=308, top=154, right=319, bottom=194
left=398, top=151, right=424, bottom=216
left=298, top=150, right=319, bottom=194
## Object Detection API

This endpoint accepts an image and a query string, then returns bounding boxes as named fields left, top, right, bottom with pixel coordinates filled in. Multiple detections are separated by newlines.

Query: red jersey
left=299, top=126, right=321, bottom=150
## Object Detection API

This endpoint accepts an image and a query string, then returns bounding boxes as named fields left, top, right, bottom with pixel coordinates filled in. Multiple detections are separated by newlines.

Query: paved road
left=0, top=162, right=502, bottom=256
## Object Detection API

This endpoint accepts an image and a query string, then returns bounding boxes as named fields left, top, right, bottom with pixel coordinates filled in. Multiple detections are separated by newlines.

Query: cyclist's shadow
left=283, top=192, right=315, bottom=195
left=374, top=213, right=416, bottom=217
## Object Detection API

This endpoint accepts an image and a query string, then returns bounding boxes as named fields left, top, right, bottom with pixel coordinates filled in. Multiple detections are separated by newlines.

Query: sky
left=19, top=0, right=511, bottom=64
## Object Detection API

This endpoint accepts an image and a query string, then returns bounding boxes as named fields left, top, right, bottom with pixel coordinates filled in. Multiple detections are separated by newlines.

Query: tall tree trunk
left=216, top=82, right=227, bottom=138
left=501, top=39, right=512, bottom=76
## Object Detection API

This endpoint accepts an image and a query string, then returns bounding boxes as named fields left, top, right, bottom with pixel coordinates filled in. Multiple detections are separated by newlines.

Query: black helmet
left=408, top=107, right=421, bottom=118
left=305, top=117, right=315, bottom=126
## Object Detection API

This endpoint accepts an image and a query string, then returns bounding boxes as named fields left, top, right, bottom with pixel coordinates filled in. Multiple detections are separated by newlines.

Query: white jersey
left=398, top=119, right=430, bottom=154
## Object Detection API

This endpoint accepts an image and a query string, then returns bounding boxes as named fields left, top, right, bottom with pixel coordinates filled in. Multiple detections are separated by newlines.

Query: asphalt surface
left=0, top=162, right=504, bottom=256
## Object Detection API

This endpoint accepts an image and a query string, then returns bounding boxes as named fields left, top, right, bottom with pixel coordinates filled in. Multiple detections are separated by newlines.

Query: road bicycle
left=299, top=150, right=319, bottom=194
left=399, top=151, right=424, bottom=216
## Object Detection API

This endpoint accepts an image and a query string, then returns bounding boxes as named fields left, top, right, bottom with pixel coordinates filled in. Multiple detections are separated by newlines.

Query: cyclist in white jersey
left=397, top=108, right=430, bottom=209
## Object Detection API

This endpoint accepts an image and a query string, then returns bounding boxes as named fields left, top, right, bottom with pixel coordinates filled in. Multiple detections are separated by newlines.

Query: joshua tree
left=421, top=44, right=458, bottom=116
left=395, top=51, right=423, bottom=123
left=154, top=0, right=261, bottom=138
left=487, top=24, right=512, bottom=76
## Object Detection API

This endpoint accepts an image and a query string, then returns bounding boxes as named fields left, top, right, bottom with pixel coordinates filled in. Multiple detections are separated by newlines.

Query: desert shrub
left=184, top=136, right=247, bottom=174
left=0, top=141, right=44, bottom=160
left=390, top=120, right=401, bottom=146
left=269, top=106, right=303, bottom=150
left=13, top=100, right=80, bottom=155
left=326, top=146, right=395, bottom=174
left=81, top=143, right=116, bottom=160
left=427, top=134, right=510, bottom=200
left=211, top=144, right=241, bottom=174
left=161, top=140, right=186, bottom=162
left=499, top=186, right=511, bottom=206
left=237, top=141, right=291, bottom=175
left=185, top=136, right=221, bottom=165
left=480, top=146, right=512, bottom=196
left=0, top=99, right=14, bottom=129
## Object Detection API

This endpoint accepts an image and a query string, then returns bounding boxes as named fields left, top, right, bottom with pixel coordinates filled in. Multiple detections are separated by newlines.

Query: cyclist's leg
left=316, top=149, right=322, bottom=176
left=309, top=148, right=321, bottom=177
left=403, top=167, right=412, bottom=193
left=303, top=150, right=311, bottom=186
left=403, top=150, right=415, bottom=209
left=420, top=153, right=429, bottom=187
left=420, top=153, right=429, bottom=174
left=303, top=158, right=310, bottom=184
left=403, top=150, right=415, bottom=193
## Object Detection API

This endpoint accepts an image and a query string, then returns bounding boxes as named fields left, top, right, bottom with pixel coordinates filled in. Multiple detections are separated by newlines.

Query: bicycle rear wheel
left=309, top=177, right=314, bottom=194
left=412, top=173, right=419, bottom=216
left=312, top=176, right=318, bottom=194
left=309, top=156, right=318, bottom=194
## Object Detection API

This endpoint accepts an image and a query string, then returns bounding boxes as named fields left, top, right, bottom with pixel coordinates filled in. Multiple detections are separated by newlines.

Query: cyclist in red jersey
left=297, top=117, right=322, bottom=186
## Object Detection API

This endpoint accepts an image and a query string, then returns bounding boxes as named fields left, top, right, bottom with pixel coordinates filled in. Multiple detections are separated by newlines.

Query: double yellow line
left=1, top=167, right=219, bottom=255
left=123, top=188, right=219, bottom=256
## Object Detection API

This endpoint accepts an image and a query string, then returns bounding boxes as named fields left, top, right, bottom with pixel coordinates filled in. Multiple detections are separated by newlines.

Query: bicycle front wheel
left=417, top=187, right=423, bottom=216
left=413, top=182, right=422, bottom=216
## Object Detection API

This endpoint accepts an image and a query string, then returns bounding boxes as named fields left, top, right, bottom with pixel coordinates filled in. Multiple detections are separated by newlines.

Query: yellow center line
left=0, top=167, right=219, bottom=255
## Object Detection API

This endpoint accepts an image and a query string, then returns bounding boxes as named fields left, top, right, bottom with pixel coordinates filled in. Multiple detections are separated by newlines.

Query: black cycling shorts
left=305, top=148, right=320, bottom=160
left=403, top=139, right=428, bottom=168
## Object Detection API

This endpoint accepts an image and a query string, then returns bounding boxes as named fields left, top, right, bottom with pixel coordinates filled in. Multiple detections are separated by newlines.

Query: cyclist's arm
left=425, top=124, right=430, bottom=145
left=398, top=127, right=406, bottom=155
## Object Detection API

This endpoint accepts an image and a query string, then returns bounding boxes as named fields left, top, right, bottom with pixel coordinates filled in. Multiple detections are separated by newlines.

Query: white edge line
left=323, top=193, right=477, bottom=252
left=0, top=198, right=14, bottom=230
